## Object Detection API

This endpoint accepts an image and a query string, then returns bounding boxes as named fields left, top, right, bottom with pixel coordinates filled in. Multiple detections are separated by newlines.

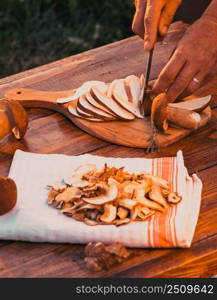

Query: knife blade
left=142, top=47, right=154, bottom=107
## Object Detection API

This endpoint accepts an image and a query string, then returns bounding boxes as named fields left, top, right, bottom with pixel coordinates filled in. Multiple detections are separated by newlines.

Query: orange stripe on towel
left=152, top=157, right=176, bottom=247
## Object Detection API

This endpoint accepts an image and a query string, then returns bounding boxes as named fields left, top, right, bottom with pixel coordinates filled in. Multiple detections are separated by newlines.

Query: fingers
left=144, top=0, right=162, bottom=50
left=159, top=0, right=182, bottom=36
left=166, top=63, right=198, bottom=102
left=132, top=0, right=147, bottom=39
left=184, top=72, right=207, bottom=95
left=152, top=49, right=186, bottom=98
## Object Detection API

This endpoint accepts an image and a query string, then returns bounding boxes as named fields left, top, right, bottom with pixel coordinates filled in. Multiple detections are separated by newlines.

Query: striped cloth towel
left=0, top=150, right=202, bottom=248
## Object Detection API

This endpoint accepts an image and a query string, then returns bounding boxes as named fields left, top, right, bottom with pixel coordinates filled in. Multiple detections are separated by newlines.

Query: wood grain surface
left=0, top=22, right=217, bottom=278
left=4, top=86, right=211, bottom=149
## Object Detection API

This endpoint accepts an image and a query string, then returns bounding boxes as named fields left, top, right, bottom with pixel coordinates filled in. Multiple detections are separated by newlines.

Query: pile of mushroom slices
left=47, top=163, right=181, bottom=226
left=56, top=75, right=145, bottom=121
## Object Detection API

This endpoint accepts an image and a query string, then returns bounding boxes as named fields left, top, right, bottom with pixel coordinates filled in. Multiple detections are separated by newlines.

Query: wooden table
left=0, top=22, right=217, bottom=278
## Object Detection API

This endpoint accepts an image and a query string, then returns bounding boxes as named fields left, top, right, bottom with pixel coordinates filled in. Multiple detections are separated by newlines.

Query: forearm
left=203, top=0, right=217, bottom=20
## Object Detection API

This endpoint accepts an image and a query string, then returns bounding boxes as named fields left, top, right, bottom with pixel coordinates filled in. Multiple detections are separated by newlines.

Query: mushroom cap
left=151, top=93, right=168, bottom=132
left=0, top=177, right=17, bottom=215
left=83, top=182, right=118, bottom=205
left=0, top=99, right=28, bottom=140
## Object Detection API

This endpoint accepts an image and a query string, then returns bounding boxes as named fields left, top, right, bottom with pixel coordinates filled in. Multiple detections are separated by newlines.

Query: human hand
left=151, top=16, right=217, bottom=102
left=132, top=0, right=182, bottom=50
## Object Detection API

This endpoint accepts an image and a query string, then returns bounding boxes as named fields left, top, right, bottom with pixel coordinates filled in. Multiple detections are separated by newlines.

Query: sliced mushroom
left=125, top=75, right=141, bottom=103
left=133, top=179, right=152, bottom=197
left=83, top=182, right=118, bottom=205
left=64, top=164, right=96, bottom=187
left=137, top=196, right=165, bottom=212
left=168, top=192, right=182, bottom=204
left=125, top=75, right=144, bottom=118
left=148, top=184, right=168, bottom=208
left=139, top=74, right=145, bottom=104
left=137, top=210, right=149, bottom=220
left=76, top=106, right=93, bottom=118
left=112, top=79, right=143, bottom=118
left=144, top=174, right=170, bottom=190
left=121, top=181, right=139, bottom=199
left=130, top=205, right=139, bottom=221
left=169, top=95, right=211, bottom=113
left=91, top=87, right=135, bottom=120
left=118, top=198, right=137, bottom=210
left=77, top=95, right=116, bottom=120
left=117, top=207, right=129, bottom=219
left=48, top=181, right=66, bottom=191
left=47, top=189, right=59, bottom=205
left=85, top=91, right=117, bottom=117
left=84, top=218, right=99, bottom=226
left=114, top=218, right=130, bottom=226
left=55, top=186, right=81, bottom=202
left=56, top=81, right=108, bottom=103
left=100, top=204, right=117, bottom=223
left=75, top=204, right=101, bottom=211
left=68, top=105, right=103, bottom=122
left=64, top=175, right=89, bottom=187
left=141, top=207, right=151, bottom=215
left=75, top=164, right=97, bottom=176
left=137, top=207, right=154, bottom=220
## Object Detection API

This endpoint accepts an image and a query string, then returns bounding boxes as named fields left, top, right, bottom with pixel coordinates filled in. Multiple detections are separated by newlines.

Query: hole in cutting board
left=16, top=91, right=21, bottom=94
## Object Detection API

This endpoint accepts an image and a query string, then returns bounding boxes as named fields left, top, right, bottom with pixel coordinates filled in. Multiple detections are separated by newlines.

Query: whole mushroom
left=0, top=99, right=28, bottom=141
left=0, top=177, right=17, bottom=215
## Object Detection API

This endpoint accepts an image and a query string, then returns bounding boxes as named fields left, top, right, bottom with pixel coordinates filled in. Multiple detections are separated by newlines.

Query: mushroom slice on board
left=91, top=87, right=135, bottom=120
left=85, top=91, right=117, bottom=117
left=68, top=105, right=103, bottom=122
left=56, top=81, right=108, bottom=103
left=76, top=106, right=93, bottom=118
left=177, top=95, right=211, bottom=112
left=139, top=74, right=145, bottom=104
left=77, top=95, right=116, bottom=121
left=125, top=75, right=144, bottom=118
left=112, top=79, right=143, bottom=118
left=83, top=182, right=118, bottom=205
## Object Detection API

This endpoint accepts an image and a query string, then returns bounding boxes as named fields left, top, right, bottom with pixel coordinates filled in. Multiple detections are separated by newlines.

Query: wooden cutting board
left=5, top=87, right=207, bottom=148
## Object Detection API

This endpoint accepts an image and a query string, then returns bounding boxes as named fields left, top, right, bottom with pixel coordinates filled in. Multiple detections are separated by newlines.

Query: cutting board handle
left=5, top=88, right=73, bottom=104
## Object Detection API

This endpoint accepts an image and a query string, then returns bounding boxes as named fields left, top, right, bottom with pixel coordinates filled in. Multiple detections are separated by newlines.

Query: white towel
left=0, top=150, right=202, bottom=248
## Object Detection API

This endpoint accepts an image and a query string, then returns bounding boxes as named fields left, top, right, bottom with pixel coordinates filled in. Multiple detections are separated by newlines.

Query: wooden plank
left=117, top=235, right=217, bottom=278
left=0, top=23, right=188, bottom=98
left=0, top=113, right=108, bottom=176
left=0, top=164, right=216, bottom=278
left=91, top=108, right=217, bottom=174
left=0, top=21, right=216, bottom=278
left=5, top=86, right=211, bottom=149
